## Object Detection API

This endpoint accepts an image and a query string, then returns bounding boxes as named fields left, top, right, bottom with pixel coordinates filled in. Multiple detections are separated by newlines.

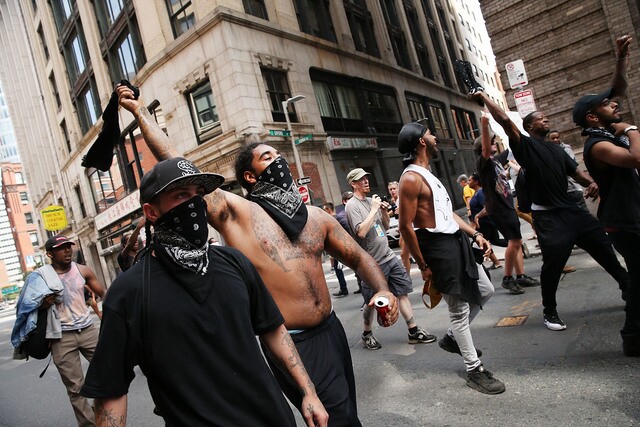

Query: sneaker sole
left=544, top=321, right=567, bottom=331
left=501, top=284, right=525, bottom=295
left=466, top=379, right=506, bottom=395
left=408, top=336, right=437, bottom=344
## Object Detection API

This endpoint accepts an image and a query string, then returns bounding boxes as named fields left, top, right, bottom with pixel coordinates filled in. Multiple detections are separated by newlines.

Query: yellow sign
left=41, top=205, right=68, bottom=231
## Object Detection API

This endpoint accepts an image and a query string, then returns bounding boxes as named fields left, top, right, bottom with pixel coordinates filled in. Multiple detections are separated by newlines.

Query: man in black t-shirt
left=573, top=34, right=639, bottom=357
left=472, top=91, right=629, bottom=333
left=81, top=158, right=328, bottom=426
left=475, top=113, right=539, bottom=294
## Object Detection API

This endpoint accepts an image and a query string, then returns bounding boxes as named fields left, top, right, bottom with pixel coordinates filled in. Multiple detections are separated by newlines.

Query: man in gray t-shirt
left=345, top=168, right=436, bottom=350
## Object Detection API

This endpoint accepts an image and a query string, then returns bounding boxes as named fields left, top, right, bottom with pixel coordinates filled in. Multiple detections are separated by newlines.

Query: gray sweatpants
left=442, top=264, right=494, bottom=371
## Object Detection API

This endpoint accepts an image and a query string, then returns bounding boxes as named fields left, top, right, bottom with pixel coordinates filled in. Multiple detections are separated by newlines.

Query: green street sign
left=1, top=285, right=19, bottom=295
left=268, top=130, right=291, bottom=137
left=295, top=134, right=313, bottom=145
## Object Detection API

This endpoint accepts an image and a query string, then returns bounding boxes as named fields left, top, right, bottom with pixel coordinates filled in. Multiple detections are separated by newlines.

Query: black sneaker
left=516, top=274, right=540, bottom=287
left=362, top=333, right=382, bottom=350
left=501, top=276, right=524, bottom=295
left=354, top=288, right=362, bottom=294
left=543, top=311, right=567, bottom=331
left=466, top=365, right=506, bottom=395
left=438, top=334, right=482, bottom=357
left=332, top=290, right=348, bottom=297
left=408, top=327, right=437, bottom=344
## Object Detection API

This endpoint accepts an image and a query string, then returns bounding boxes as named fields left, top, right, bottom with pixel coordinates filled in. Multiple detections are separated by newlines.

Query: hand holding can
left=374, top=295, right=392, bottom=327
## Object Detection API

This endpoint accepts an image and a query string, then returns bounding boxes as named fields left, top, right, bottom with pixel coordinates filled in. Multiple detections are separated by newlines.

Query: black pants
left=608, top=231, right=640, bottom=337
left=333, top=258, right=348, bottom=293
left=262, top=312, right=361, bottom=427
left=533, top=207, right=628, bottom=314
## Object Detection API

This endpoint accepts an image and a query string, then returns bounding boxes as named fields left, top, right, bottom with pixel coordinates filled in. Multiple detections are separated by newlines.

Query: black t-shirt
left=510, top=133, right=578, bottom=209
left=477, top=150, right=514, bottom=214
left=584, top=136, right=640, bottom=233
left=81, top=246, right=295, bottom=427
left=116, top=252, right=134, bottom=272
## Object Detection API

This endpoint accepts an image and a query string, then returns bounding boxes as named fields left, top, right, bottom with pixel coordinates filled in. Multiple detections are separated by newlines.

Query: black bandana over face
left=153, top=196, right=210, bottom=275
left=248, top=156, right=308, bottom=240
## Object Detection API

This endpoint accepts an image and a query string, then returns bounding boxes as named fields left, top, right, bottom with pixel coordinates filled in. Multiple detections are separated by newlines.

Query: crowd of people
left=10, top=34, right=638, bottom=426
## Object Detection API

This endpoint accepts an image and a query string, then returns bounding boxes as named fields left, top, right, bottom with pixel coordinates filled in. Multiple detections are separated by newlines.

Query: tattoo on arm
left=95, top=407, right=125, bottom=427
left=276, top=331, right=313, bottom=396
left=137, top=106, right=175, bottom=160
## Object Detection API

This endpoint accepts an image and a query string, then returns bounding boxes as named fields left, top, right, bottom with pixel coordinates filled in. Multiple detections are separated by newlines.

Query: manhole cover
left=494, top=315, right=528, bottom=327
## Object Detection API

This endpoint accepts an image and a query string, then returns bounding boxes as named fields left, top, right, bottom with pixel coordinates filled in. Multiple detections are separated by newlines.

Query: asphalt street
left=1, top=223, right=638, bottom=426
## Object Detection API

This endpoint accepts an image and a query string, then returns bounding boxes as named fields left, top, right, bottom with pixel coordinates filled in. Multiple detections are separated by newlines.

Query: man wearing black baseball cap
left=82, top=156, right=328, bottom=426
left=574, top=35, right=640, bottom=357
left=109, top=85, right=401, bottom=426
left=470, top=36, right=629, bottom=334
left=11, top=234, right=106, bottom=426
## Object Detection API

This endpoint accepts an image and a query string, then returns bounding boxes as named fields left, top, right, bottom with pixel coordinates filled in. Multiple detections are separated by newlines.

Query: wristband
left=623, top=125, right=638, bottom=135
left=419, top=264, right=428, bottom=271
left=472, top=231, right=483, bottom=242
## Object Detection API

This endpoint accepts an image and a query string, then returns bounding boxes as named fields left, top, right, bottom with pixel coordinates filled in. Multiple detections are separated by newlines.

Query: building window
left=422, top=0, right=453, bottom=87
left=243, top=0, right=268, bottom=19
left=451, top=107, right=477, bottom=141
left=381, top=0, right=411, bottom=70
left=37, top=26, right=49, bottom=60
left=20, top=192, right=29, bottom=205
left=187, top=82, right=220, bottom=144
left=190, top=82, right=218, bottom=130
left=74, top=185, right=87, bottom=218
left=25, top=212, right=34, bottom=224
left=362, top=89, right=401, bottom=134
left=49, top=74, right=61, bottom=110
left=404, top=0, right=433, bottom=79
left=51, top=0, right=74, bottom=33
left=311, top=69, right=401, bottom=135
left=76, top=78, right=101, bottom=134
left=61, top=120, right=72, bottom=153
left=343, top=0, right=379, bottom=57
left=313, top=80, right=363, bottom=133
left=428, top=102, right=452, bottom=139
left=29, top=232, right=39, bottom=246
left=64, top=31, right=89, bottom=84
left=165, top=0, right=195, bottom=38
left=293, top=0, right=336, bottom=42
left=261, top=68, right=297, bottom=123
left=94, top=0, right=146, bottom=86
left=88, top=162, right=122, bottom=213
left=15, top=172, right=24, bottom=184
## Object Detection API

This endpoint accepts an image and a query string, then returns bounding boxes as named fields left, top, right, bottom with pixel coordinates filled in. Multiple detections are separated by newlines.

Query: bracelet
left=472, top=231, right=483, bottom=241
left=419, top=264, right=428, bottom=271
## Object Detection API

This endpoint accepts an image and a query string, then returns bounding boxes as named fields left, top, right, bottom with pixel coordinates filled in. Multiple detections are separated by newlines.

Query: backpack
left=515, top=168, right=532, bottom=213
left=21, top=308, right=51, bottom=360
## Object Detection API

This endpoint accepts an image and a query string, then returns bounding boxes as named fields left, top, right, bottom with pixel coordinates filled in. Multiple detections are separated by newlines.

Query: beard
left=427, top=143, right=439, bottom=159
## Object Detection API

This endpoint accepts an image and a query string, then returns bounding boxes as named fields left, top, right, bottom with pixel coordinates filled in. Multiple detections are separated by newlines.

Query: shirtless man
left=116, top=85, right=398, bottom=426
left=397, top=122, right=505, bottom=395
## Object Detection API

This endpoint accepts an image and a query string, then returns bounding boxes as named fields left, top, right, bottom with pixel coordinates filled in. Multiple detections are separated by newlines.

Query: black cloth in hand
left=81, top=80, right=140, bottom=172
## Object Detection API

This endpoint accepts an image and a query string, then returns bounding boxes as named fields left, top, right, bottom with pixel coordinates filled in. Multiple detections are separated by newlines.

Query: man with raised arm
left=470, top=35, right=630, bottom=332
left=573, top=35, right=639, bottom=356
left=397, top=122, right=504, bottom=395
left=115, top=85, right=398, bottom=426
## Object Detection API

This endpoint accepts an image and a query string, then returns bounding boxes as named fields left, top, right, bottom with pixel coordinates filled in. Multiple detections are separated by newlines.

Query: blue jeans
left=333, top=258, right=348, bottom=293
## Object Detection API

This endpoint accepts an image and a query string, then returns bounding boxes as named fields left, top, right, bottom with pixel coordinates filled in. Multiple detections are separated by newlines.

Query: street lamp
left=282, top=95, right=305, bottom=180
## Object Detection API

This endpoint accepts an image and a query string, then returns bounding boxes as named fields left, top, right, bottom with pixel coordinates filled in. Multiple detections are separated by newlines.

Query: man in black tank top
left=572, top=34, right=639, bottom=357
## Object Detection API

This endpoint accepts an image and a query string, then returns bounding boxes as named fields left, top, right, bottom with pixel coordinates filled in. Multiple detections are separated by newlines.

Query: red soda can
left=374, top=295, right=392, bottom=327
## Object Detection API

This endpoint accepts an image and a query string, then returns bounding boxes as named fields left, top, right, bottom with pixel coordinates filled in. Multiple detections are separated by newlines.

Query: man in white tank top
left=43, top=235, right=106, bottom=426
left=397, top=122, right=505, bottom=395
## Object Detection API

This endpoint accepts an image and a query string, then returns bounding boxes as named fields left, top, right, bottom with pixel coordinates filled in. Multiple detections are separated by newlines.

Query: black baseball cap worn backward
left=572, top=88, right=614, bottom=128
left=139, top=157, right=224, bottom=204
